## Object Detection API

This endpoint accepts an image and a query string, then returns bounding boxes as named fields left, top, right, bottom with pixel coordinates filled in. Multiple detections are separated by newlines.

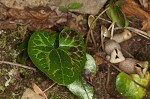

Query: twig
left=106, top=64, right=110, bottom=89
left=98, top=17, right=112, bottom=23
left=43, top=83, right=56, bottom=93
left=114, top=27, right=150, bottom=39
left=0, top=61, right=36, bottom=71
left=122, top=48, right=134, bottom=58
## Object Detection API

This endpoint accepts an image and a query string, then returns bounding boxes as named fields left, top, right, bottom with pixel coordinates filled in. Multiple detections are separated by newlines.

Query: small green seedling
left=59, top=3, right=83, bottom=12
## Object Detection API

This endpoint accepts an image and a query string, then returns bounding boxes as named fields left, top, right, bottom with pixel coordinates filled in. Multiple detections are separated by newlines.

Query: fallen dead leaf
left=93, top=54, right=104, bottom=69
left=21, top=88, right=44, bottom=99
left=32, top=83, right=48, bottom=99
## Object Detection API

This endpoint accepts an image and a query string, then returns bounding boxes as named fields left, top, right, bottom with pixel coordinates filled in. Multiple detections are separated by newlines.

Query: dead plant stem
left=106, top=64, right=110, bottom=89
left=0, top=61, right=36, bottom=71
left=43, top=83, right=56, bottom=92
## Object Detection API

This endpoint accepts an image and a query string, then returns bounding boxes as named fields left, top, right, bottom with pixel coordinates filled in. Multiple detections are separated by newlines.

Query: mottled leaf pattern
left=28, top=28, right=86, bottom=85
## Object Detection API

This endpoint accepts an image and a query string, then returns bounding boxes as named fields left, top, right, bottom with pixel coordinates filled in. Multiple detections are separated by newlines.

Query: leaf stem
left=86, top=7, right=109, bottom=47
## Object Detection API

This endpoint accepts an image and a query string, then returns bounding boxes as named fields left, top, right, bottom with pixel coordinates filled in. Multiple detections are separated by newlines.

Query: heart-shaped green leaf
left=28, top=28, right=86, bottom=86
left=116, top=72, right=150, bottom=99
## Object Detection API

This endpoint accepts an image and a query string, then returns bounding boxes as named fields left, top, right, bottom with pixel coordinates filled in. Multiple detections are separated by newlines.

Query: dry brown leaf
left=93, top=54, right=104, bottom=69
left=121, top=0, right=150, bottom=34
left=32, top=83, right=48, bottom=99
left=142, top=20, right=150, bottom=34
left=21, top=88, right=44, bottom=99
left=121, top=0, right=150, bottom=20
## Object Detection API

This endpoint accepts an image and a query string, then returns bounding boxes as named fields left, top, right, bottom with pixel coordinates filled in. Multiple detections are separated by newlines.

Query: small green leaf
left=59, top=6, right=68, bottom=12
left=28, top=28, right=86, bottom=86
left=116, top=72, right=150, bottom=99
left=67, top=78, right=94, bottom=99
left=68, top=3, right=83, bottom=9
left=106, top=0, right=129, bottom=27
left=84, top=53, right=96, bottom=74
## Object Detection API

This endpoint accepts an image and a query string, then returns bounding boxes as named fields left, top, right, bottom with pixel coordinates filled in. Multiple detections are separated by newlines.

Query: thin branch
left=114, top=27, right=150, bottom=39
left=90, top=30, right=97, bottom=48
left=0, top=61, right=36, bottom=71
left=106, top=64, right=110, bottom=89
left=43, top=83, right=56, bottom=93
left=98, top=17, right=112, bottom=23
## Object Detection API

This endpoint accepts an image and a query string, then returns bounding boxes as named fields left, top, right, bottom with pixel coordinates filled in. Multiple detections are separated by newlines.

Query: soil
left=0, top=1, right=150, bottom=99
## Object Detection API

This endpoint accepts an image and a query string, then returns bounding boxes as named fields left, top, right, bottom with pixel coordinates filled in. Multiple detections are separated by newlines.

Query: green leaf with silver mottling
left=28, top=28, right=86, bottom=86
left=116, top=72, right=150, bottom=99
left=84, top=53, right=96, bottom=74
left=67, top=78, right=94, bottom=99
left=67, top=54, right=96, bottom=99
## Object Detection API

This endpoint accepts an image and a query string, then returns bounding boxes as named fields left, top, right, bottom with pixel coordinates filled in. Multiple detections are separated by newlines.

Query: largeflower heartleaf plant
left=28, top=28, right=86, bottom=86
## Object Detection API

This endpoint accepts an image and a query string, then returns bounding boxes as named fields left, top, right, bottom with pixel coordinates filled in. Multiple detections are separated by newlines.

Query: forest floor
left=0, top=0, right=150, bottom=99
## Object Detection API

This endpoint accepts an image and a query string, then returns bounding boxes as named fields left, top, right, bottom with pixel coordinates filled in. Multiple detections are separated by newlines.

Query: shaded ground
left=0, top=1, right=150, bottom=99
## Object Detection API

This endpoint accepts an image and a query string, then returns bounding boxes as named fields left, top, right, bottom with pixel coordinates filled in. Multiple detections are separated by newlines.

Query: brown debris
left=121, top=0, right=150, bottom=20
left=142, top=20, right=150, bottom=34
left=0, top=5, right=69, bottom=30
left=121, top=0, right=150, bottom=34
left=139, top=0, right=149, bottom=8
left=0, top=0, right=107, bottom=15
left=93, top=54, right=104, bottom=69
